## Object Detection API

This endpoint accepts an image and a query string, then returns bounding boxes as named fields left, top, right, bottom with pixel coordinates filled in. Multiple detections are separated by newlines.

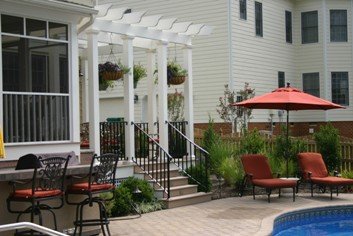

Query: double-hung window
left=278, top=72, right=285, bottom=88
left=285, top=11, right=292, bottom=43
left=303, top=73, right=320, bottom=97
left=1, top=14, right=70, bottom=143
left=332, top=72, right=349, bottom=106
left=255, top=2, right=263, bottom=37
left=330, top=10, right=347, bottom=42
left=240, top=0, right=247, bottom=20
left=302, top=11, right=318, bottom=44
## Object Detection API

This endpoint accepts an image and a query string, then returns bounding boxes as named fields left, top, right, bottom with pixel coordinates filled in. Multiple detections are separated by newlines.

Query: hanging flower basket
left=98, top=61, right=130, bottom=81
left=101, top=70, right=124, bottom=81
left=168, top=75, right=186, bottom=85
left=167, top=61, right=187, bottom=86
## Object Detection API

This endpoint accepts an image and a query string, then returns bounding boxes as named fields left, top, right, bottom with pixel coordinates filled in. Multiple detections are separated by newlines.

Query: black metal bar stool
left=7, top=155, right=70, bottom=235
left=65, top=153, right=119, bottom=236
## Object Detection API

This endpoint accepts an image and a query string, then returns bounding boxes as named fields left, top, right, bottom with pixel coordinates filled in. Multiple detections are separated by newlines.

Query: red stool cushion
left=11, top=189, right=63, bottom=199
left=67, top=182, right=114, bottom=193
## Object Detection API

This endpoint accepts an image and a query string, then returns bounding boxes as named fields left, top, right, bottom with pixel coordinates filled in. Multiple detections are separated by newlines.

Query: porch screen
left=1, top=14, right=70, bottom=143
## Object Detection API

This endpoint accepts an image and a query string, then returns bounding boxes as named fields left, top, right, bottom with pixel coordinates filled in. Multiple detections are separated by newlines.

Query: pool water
left=273, top=205, right=353, bottom=236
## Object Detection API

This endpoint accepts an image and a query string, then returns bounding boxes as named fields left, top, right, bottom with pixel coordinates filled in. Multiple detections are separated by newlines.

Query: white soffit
left=80, top=3, right=212, bottom=49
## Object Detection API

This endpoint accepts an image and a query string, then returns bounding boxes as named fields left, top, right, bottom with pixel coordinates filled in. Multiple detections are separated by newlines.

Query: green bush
left=203, top=117, right=220, bottom=152
left=238, top=129, right=265, bottom=155
left=314, top=123, right=341, bottom=172
left=218, top=157, right=243, bottom=188
left=341, top=170, right=353, bottom=179
left=185, top=164, right=211, bottom=192
left=111, top=186, right=132, bottom=217
left=137, top=200, right=164, bottom=214
left=109, top=177, right=156, bottom=217
left=209, top=140, right=235, bottom=176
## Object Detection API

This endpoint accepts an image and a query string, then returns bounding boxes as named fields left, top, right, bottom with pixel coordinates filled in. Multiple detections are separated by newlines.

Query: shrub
left=202, top=117, right=220, bottom=152
left=238, top=129, right=265, bottom=155
left=218, top=157, right=244, bottom=189
left=110, top=186, right=132, bottom=217
left=185, top=164, right=211, bottom=192
left=137, top=200, right=164, bottom=214
left=314, top=123, right=341, bottom=172
left=109, top=177, right=155, bottom=217
left=208, top=140, right=235, bottom=176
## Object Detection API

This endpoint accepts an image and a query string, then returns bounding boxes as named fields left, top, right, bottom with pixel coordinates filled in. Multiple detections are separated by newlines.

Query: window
left=303, top=73, right=320, bottom=97
left=255, top=2, right=263, bottom=37
left=240, top=0, right=247, bottom=20
left=330, top=10, right=347, bottom=42
left=278, top=72, right=285, bottom=88
left=285, top=11, right=292, bottom=43
left=1, top=14, right=70, bottom=143
left=332, top=72, right=349, bottom=106
left=302, top=11, right=318, bottom=44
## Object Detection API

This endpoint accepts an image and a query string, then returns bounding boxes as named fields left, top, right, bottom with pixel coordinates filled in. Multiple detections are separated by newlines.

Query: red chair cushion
left=67, top=182, right=114, bottom=193
left=298, top=152, right=328, bottom=179
left=311, top=176, right=353, bottom=186
left=252, top=179, right=297, bottom=188
left=11, top=189, right=62, bottom=199
left=241, top=154, right=273, bottom=179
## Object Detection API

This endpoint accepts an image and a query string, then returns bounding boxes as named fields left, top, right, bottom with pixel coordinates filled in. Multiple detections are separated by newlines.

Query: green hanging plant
left=133, top=63, right=147, bottom=88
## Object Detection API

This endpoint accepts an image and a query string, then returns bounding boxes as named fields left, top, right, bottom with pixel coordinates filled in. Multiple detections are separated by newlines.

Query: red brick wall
left=195, top=121, right=353, bottom=139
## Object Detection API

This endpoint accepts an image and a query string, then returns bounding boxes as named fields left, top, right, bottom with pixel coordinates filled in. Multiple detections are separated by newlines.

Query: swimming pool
left=273, top=205, right=353, bottom=236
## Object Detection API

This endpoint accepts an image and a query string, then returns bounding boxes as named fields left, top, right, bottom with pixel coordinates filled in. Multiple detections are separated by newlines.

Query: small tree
left=216, top=83, right=255, bottom=134
left=202, top=117, right=220, bottom=152
left=314, top=123, right=341, bottom=172
left=168, top=89, right=184, bottom=121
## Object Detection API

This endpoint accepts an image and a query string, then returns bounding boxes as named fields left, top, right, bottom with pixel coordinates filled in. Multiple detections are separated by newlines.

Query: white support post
left=87, top=29, right=100, bottom=155
left=71, top=24, right=80, bottom=144
left=183, top=45, right=194, bottom=155
left=157, top=41, right=169, bottom=153
left=82, top=60, right=89, bottom=122
left=146, top=49, right=157, bottom=135
left=122, top=35, right=135, bottom=162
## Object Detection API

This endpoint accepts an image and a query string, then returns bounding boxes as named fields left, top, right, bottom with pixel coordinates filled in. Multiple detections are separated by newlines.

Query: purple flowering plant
left=98, top=61, right=130, bottom=74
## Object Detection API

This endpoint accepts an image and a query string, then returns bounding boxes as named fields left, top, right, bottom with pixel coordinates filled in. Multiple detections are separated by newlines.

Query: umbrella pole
left=286, top=110, right=289, bottom=178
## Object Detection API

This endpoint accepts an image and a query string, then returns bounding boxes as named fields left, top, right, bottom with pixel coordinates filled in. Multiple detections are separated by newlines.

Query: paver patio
left=109, top=193, right=353, bottom=236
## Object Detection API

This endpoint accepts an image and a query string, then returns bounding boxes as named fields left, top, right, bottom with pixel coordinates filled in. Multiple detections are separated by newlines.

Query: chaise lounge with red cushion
left=241, top=154, right=297, bottom=203
left=298, top=152, right=353, bottom=199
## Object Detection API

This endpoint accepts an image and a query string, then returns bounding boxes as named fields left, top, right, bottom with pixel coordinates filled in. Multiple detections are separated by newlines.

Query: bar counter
left=0, top=162, right=135, bottom=235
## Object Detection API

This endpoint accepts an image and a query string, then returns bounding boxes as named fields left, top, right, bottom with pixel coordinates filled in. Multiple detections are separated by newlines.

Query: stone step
left=134, top=162, right=173, bottom=172
left=169, top=184, right=198, bottom=197
left=148, top=176, right=189, bottom=189
left=162, top=192, right=212, bottom=209
left=135, top=169, right=180, bottom=179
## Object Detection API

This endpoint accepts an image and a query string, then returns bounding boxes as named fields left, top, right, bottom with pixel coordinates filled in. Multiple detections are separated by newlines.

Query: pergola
left=79, top=3, right=212, bottom=161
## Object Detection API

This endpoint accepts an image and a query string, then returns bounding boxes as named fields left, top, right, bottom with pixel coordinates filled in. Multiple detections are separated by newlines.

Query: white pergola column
left=87, top=29, right=100, bottom=155
left=183, top=45, right=194, bottom=145
left=122, top=35, right=135, bottom=162
left=146, top=49, right=157, bottom=135
left=157, top=41, right=169, bottom=153
left=81, top=60, right=89, bottom=122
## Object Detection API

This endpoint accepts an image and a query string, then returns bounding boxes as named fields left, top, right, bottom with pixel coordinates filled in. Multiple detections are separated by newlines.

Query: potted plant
left=133, top=64, right=147, bottom=89
left=98, top=61, right=130, bottom=81
left=167, top=61, right=187, bottom=85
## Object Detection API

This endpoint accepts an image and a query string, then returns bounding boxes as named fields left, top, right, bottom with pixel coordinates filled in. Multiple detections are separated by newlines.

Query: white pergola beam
left=97, top=6, right=127, bottom=20
left=92, top=19, right=192, bottom=45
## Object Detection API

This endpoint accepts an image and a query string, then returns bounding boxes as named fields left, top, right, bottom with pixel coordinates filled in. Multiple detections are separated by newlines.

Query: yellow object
left=0, top=128, right=5, bottom=158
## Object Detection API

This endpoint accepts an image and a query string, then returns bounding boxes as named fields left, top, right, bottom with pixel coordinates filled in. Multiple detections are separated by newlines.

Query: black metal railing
left=168, top=121, right=187, bottom=159
left=133, top=122, right=171, bottom=198
left=167, top=121, right=210, bottom=192
left=100, top=121, right=126, bottom=160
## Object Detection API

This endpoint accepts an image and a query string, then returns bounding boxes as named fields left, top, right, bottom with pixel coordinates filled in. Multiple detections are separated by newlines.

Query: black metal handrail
left=167, top=121, right=210, bottom=192
left=133, top=122, right=172, bottom=199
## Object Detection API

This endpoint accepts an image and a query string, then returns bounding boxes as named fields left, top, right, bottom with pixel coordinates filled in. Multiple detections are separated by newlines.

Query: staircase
left=133, top=122, right=212, bottom=209
left=134, top=162, right=212, bottom=209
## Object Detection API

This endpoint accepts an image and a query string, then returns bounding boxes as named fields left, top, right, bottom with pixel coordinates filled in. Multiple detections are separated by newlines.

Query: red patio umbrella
left=233, top=83, right=344, bottom=177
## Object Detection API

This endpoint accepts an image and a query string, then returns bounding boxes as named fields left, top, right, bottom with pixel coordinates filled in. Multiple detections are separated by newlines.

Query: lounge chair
left=298, top=152, right=353, bottom=199
left=241, top=154, right=297, bottom=203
